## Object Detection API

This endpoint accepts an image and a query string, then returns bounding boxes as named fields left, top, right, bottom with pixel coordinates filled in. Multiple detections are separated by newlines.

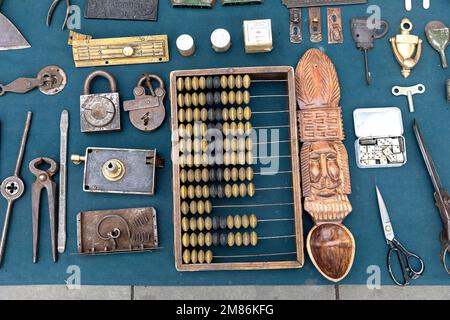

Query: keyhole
left=6, top=182, right=18, bottom=195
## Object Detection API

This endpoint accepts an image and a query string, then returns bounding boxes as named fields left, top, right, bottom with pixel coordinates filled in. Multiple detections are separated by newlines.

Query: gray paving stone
left=339, top=285, right=450, bottom=300
left=0, top=285, right=131, bottom=300
left=133, top=285, right=336, bottom=300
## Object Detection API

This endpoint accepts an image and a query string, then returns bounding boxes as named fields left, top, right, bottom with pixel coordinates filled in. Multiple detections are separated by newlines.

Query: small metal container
left=353, top=107, right=407, bottom=168
left=176, top=34, right=196, bottom=57
left=211, top=28, right=231, bottom=53
left=243, top=19, right=273, bottom=53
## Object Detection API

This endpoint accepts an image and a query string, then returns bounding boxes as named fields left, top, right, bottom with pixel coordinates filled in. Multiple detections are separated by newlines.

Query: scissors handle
left=387, top=238, right=425, bottom=286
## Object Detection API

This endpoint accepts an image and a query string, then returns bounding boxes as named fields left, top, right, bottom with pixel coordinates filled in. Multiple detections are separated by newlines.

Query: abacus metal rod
left=255, top=186, right=292, bottom=191
left=213, top=202, right=293, bottom=209
left=254, top=170, right=292, bottom=175
left=252, top=110, right=288, bottom=114
left=214, top=252, right=297, bottom=259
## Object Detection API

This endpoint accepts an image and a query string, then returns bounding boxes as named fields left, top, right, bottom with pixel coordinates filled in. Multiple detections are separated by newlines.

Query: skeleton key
left=0, top=66, right=67, bottom=96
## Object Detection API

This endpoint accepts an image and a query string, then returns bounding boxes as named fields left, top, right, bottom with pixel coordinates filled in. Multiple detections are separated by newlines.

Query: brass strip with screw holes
left=69, top=32, right=169, bottom=67
left=327, top=7, right=343, bottom=44
left=290, top=8, right=302, bottom=43
left=282, top=0, right=366, bottom=8
left=309, top=7, right=322, bottom=43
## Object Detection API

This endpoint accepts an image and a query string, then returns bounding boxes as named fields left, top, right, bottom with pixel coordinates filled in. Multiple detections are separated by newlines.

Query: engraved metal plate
left=282, top=0, right=366, bottom=8
left=222, top=0, right=262, bottom=4
left=81, top=147, right=159, bottom=195
left=85, top=0, right=158, bottom=21
left=171, top=0, right=215, bottom=7
left=77, top=207, right=158, bottom=255
left=70, top=32, right=169, bottom=68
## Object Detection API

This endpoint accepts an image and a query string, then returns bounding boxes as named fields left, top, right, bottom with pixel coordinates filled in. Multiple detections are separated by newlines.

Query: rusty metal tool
left=47, top=0, right=70, bottom=30
left=58, top=110, right=68, bottom=254
left=0, top=112, right=32, bottom=267
left=413, top=120, right=450, bottom=275
left=0, top=0, right=30, bottom=50
left=29, top=157, right=59, bottom=263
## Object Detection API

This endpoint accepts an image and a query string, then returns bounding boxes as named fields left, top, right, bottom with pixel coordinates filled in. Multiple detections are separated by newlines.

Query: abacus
left=170, top=66, right=303, bottom=271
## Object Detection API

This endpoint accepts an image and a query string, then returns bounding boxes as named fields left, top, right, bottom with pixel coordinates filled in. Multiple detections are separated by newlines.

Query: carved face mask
left=309, top=141, right=341, bottom=197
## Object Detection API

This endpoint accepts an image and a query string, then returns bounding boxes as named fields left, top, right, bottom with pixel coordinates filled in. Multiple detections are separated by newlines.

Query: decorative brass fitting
left=102, top=159, right=126, bottom=182
left=390, top=18, right=422, bottom=78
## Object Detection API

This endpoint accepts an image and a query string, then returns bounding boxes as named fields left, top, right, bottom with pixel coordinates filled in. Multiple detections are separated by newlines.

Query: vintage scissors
left=376, top=186, right=425, bottom=286
left=47, top=0, right=70, bottom=30
left=29, top=157, right=59, bottom=263
left=413, top=119, right=450, bottom=275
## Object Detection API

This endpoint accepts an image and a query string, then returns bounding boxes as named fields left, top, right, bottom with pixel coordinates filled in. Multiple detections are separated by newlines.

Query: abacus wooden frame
left=170, top=66, right=304, bottom=271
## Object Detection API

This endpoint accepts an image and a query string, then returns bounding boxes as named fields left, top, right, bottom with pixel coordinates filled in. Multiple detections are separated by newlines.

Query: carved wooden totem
left=295, top=49, right=355, bottom=282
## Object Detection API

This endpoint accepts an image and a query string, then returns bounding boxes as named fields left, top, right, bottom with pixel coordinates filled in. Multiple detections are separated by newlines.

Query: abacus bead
left=230, top=122, right=237, bottom=135
left=186, top=154, right=194, bottom=167
left=220, top=233, right=227, bottom=246
left=178, top=109, right=185, bottom=122
left=235, top=91, right=243, bottom=105
left=212, top=233, right=219, bottom=246
left=184, top=77, right=192, bottom=91
left=192, top=77, right=199, bottom=91
left=199, top=76, right=206, bottom=90
left=246, top=167, right=254, bottom=181
left=180, top=185, right=188, bottom=199
left=231, top=167, right=239, bottom=182
left=243, top=91, right=250, bottom=104
left=224, top=184, right=232, bottom=198
left=207, top=109, right=215, bottom=122
left=250, top=231, right=258, bottom=246
left=235, top=232, right=243, bottom=246
left=222, top=108, right=229, bottom=121
left=200, top=109, right=207, bottom=123
left=187, top=185, right=195, bottom=199
left=192, top=94, right=199, bottom=107
left=189, top=217, right=197, bottom=231
left=239, top=183, right=247, bottom=197
left=248, top=183, right=255, bottom=197
left=237, top=122, right=245, bottom=135
left=216, top=168, right=224, bottom=181
left=244, top=106, right=251, bottom=120
left=241, top=214, right=249, bottom=229
left=178, top=124, right=186, bottom=137
left=229, top=107, right=237, bottom=121
left=220, top=91, right=228, bottom=105
left=231, top=152, right=238, bottom=166
left=209, top=184, right=217, bottom=198
left=246, top=152, right=254, bottom=165
left=238, top=152, right=246, bottom=166
left=177, top=78, right=184, bottom=92
left=193, top=154, right=202, bottom=167
left=205, top=250, right=213, bottom=263
left=217, top=184, right=225, bottom=198
left=246, top=137, right=253, bottom=151
left=250, top=214, right=258, bottom=229
left=203, top=185, right=210, bottom=198
left=222, top=122, right=230, bottom=136
left=182, top=217, right=189, bottom=232
left=191, top=249, right=198, bottom=264
left=212, top=217, right=220, bottom=230
left=220, top=75, right=228, bottom=89
left=235, top=75, right=243, bottom=89
left=199, top=93, right=206, bottom=107
left=227, top=215, right=234, bottom=229
left=228, top=75, right=235, bottom=89
left=213, top=76, right=221, bottom=89
left=194, top=169, right=201, bottom=183
left=180, top=169, right=187, bottom=183
left=234, top=215, right=242, bottom=229
left=228, top=91, right=236, bottom=105
left=209, top=169, right=216, bottom=182
left=223, top=168, right=231, bottom=182
left=202, top=168, right=209, bottom=183
left=227, top=232, right=235, bottom=247
left=243, top=75, right=251, bottom=89
left=238, top=138, right=245, bottom=151
left=197, top=200, right=205, bottom=215
left=220, top=216, right=227, bottom=230
left=242, top=232, right=250, bottom=246
left=206, top=92, right=214, bottom=106
left=205, top=217, right=212, bottom=231
left=195, top=185, right=203, bottom=198
left=178, top=93, right=185, bottom=108
left=181, top=201, right=189, bottom=215
left=183, top=249, right=191, bottom=264
left=201, top=138, right=208, bottom=151
left=230, top=138, right=237, bottom=152
left=185, top=94, right=192, bottom=108
left=206, top=76, right=213, bottom=89
left=215, top=108, right=222, bottom=121
left=185, top=124, right=193, bottom=137
left=182, top=233, right=190, bottom=247
left=198, top=249, right=205, bottom=263
left=190, top=201, right=198, bottom=214
left=187, top=169, right=195, bottom=183
left=232, top=184, right=240, bottom=198
left=190, top=233, right=198, bottom=247
left=205, top=200, right=212, bottom=214
left=236, top=107, right=244, bottom=120
left=214, top=92, right=221, bottom=105
left=193, top=138, right=200, bottom=152
left=205, top=233, right=212, bottom=247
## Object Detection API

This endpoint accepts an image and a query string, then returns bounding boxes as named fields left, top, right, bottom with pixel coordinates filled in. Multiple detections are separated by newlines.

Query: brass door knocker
left=390, top=18, right=422, bottom=78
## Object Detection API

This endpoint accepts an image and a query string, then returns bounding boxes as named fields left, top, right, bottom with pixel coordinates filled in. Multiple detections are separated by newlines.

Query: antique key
left=392, top=84, right=426, bottom=113
left=0, top=66, right=67, bottom=96
left=123, top=74, right=166, bottom=132
left=351, top=17, right=389, bottom=85
left=425, top=21, right=449, bottom=69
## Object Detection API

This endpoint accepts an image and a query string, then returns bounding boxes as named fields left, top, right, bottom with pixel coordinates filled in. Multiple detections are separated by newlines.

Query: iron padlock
left=80, top=70, right=121, bottom=133
left=123, top=74, right=166, bottom=132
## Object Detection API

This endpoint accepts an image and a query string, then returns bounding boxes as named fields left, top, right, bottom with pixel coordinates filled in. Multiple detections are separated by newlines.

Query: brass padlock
left=80, top=70, right=121, bottom=133
left=123, top=74, right=166, bottom=132
left=390, top=18, right=422, bottom=78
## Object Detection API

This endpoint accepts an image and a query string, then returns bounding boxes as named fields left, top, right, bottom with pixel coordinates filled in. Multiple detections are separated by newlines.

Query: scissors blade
left=376, top=186, right=395, bottom=242
left=413, top=119, right=444, bottom=195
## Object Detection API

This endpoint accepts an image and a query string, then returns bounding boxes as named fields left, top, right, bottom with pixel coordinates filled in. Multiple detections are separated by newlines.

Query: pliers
left=29, top=157, right=59, bottom=263
left=47, top=0, right=70, bottom=30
